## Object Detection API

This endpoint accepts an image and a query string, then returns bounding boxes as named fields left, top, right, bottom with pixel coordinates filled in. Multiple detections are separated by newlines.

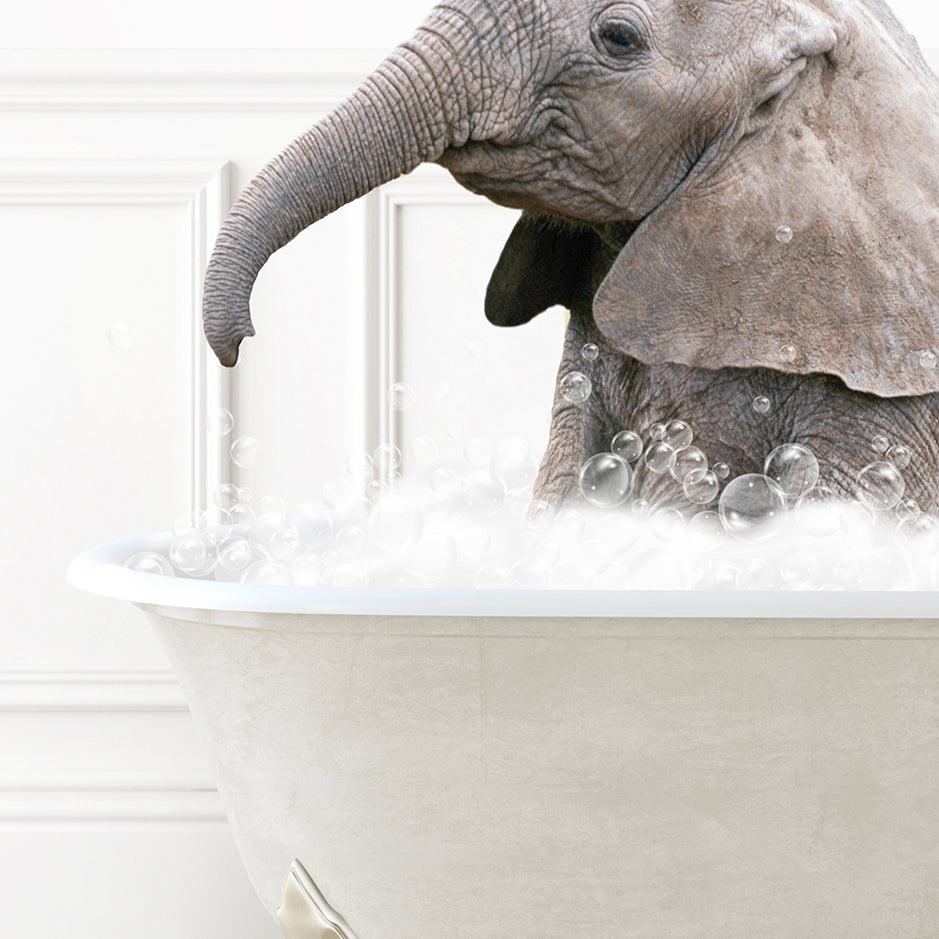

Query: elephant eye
left=596, top=21, right=645, bottom=57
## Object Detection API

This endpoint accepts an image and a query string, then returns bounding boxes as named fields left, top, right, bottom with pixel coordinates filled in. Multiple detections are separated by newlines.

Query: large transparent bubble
left=578, top=453, right=632, bottom=508
left=763, top=444, right=820, bottom=501
left=857, top=462, right=905, bottom=510
left=718, top=474, right=788, bottom=541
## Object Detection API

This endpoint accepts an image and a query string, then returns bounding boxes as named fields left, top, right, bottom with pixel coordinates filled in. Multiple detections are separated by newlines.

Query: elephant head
left=203, top=0, right=939, bottom=424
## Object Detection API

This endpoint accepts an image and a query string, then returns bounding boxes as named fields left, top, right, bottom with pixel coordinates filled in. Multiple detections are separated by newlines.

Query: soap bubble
left=648, top=422, right=666, bottom=440
left=510, top=557, right=551, bottom=589
left=841, top=548, right=914, bottom=590
left=475, top=562, right=513, bottom=589
left=455, top=520, right=490, bottom=561
left=288, top=502, right=334, bottom=551
left=469, top=339, right=485, bottom=357
left=217, top=537, right=253, bottom=572
left=895, top=513, right=937, bottom=548
left=737, top=557, right=782, bottom=590
left=871, top=434, right=889, bottom=453
left=321, top=478, right=355, bottom=514
left=651, top=507, right=686, bottom=542
left=124, top=552, right=174, bottom=576
left=839, top=501, right=877, bottom=539
left=856, top=461, right=905, bottom=510
left=778, top=345, right=797, bottom=364
left=896, top=499, right=921, bottom=522
left=687, top=510, right=725, bottom=543
left=331, top=563, right=370, bottom=588
left=433, top=382, right=451, bottom=400
left=343, top=450, right=373, bottom=482
left=763, top=444, right=819, bottom=501
left=645, top=441, right=677, bottom=475
left=683, top=468, right=720, bottom=505
left=885, top=444, right=911, bottom=470
left=752, top=396, right=771, bottom=414
left=920, top=350, right=937, bottom=370
left=169, top=532, right=214, bottom=575
left=670, top=446, right=707, bottom=482
left=108, top=322, right=136, bottom=350
left=712, top=462, right=730, bottom=480
left=368, top=494, right=422, bottom=550
left=373, top=443, right=402, bottom=475
left=718, top=474, right=787, bottom=540
left=775, top=225, right=793, bottom=243
left=628, top=547, right=687, bottom=589
left=578, top=453, right=632, bottom=508
left=464, top=436, right=494, bottom=467
left=525, top=499, right=555, bottom=532
left=780, top=548, right=818, bottom=585
left=631, top=498, right=651, bottom=518
left=411, top=436, right=439, bottom=465
left=366, top=480, right=388, bottom=503
left=292, top=552, right=327, bottom=586
left=230, top=436, right=259, bottom=468
left=229, top=503, right=256, bottom=524
left=335, top=525, right=366, bottom=558
left=460, top=475, right=508, bottom=518
left=388, top=382, right=415, bottom=410
left=795, top=486, right=841, bottom=536
left=597, top=512, right=639, bottom=553
left=552, top=559, right=595, bottom=589
left=270, top=526, right=301, bottom=561
left=491, top=437, right=537, bottom=490
left=560, top=371, right=592, bottom=404
left=258, top=493, right=287, bottom=525
left=555, top=507, right=585, bottom=541
left=581, top=342, right=599, bottom=362
left=408, top=526, right=457, bottom=579
left=431, top=466, right=460, bottom=499
left=213, top=483, right=240, bottom=511
left=663, top=420, right=693, bottom=451
left=207, top=407, right=234, bottom=436
left=611, top=430, right=643, bottom=464
left=706, top=563, right=740, bottom=590
left=532, top=536, right=561, bottom=566
left=172, top=510, right=209, bottom=535
left=241, top=559, right=292, bottom=586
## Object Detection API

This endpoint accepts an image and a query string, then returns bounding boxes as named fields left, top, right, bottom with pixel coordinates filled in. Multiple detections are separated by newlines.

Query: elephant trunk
left=203, top=21, right=480, bottom=366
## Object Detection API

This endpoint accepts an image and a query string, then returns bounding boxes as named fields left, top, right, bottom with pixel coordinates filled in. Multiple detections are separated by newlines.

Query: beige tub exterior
left=70, top=534, right=939, bottom=938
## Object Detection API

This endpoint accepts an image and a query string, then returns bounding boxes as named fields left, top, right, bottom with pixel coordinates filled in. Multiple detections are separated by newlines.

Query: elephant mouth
left=439, top=144, right=639, bottom=226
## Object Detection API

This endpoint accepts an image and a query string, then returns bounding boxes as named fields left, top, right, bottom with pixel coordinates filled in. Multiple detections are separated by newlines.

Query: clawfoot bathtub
left=69, top=531, right=939, bottom=938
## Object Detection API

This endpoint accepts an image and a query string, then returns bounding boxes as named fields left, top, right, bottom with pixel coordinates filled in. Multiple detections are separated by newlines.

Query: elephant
left=202, top=0, right=939, bottom=516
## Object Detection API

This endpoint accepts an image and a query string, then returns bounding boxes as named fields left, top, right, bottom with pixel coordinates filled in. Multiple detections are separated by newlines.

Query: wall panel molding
left=0, top=670, right=184, bottom=711
left=365, top=166, right=490, bottom=474
left=0, top=49, right=383, bottom=112
left=0, top=158, right=233, bottom=515
left=0, top=671, right=222, bottom=823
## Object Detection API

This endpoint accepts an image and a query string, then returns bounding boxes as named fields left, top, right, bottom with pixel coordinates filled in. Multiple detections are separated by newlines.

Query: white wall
left=0, top=48, right=560, bottom=938
left=4, top=1, right=939, bottom=935
left=4, top=0, right=939, bottom=48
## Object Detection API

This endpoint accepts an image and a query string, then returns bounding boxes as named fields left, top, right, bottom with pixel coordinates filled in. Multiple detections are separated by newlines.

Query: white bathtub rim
left=66, top=530, right=939, bottom=619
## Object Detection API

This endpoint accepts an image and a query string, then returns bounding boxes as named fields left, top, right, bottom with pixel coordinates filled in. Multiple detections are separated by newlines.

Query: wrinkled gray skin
left=203, top=0, right=939, bottom=513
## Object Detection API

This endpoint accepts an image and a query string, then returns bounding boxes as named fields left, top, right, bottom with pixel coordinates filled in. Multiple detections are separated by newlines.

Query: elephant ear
left=594, top=0, right=939, bottom=398
left=485, top=213, right=599, bottom=326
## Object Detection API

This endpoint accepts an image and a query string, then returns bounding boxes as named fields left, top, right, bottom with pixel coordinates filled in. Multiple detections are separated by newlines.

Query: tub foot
left=277, top=860, right=360, bottom=939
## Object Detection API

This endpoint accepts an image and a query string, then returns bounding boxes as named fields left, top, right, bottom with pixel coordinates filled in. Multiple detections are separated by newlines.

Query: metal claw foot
left=277, top=860, right=360, bottom=939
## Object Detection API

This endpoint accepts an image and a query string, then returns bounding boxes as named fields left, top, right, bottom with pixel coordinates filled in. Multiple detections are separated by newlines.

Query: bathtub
left=69, top=530, right=939, bottom=938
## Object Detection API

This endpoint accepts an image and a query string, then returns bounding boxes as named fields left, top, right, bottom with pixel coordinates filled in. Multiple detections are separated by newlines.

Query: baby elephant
left=203, top=0, right=939, bottom=513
